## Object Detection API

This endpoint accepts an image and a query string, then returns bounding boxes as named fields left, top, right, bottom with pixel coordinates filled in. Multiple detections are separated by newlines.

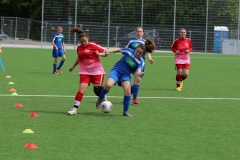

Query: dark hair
left=137, top=38, right=156, bottom=53
left=69, top=28, right=89, bottom=39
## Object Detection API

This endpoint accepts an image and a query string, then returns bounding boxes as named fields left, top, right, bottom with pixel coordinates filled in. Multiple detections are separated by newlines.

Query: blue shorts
left=52, top=49, right=65, bottom=58
left=108, top=70, right=131, bottom=86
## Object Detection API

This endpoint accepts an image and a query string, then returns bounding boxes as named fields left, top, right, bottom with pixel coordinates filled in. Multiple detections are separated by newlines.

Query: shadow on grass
left=15, top=109, right=120, bottom=117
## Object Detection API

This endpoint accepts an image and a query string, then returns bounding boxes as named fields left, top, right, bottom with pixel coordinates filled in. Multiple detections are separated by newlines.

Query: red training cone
left=9, top=88, right=16, bottom=92
left=14, top=103, right=23, bottom=108
left=24, top=142, right=38, bottom=149
left=29, top=112, right=38, bottom=117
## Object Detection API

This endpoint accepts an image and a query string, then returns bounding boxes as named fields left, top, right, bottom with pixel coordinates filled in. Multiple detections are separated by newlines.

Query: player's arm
left=96, top=48, right=121, bottom=56
left=185, top=40, right=193, bottom=53
left=136, top=68, right=144, bottom=76
left=62, top=42, right=66, bottom=53
left=171, top=41, right=179, bottom=54
left=106, top=48, right=121, bottom=54
left=95, top=50, right=108, bottom=57
left=136, top=63, right=144, bottom=76
left=69, top=58, right=78, bottom=72
left=51, top=38, right=58, bottom=50
left=146, top=52, right=154, bottom=64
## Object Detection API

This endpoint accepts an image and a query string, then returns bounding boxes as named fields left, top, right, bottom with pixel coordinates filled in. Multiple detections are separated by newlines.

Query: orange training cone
left=9, top=88, right=16, bottom=92
left=14, top=103, right=23, bottom=108
left=29, top=112, right=38, bottom=117
left=24, top=142, right=38, bottom=149
left=0, top=44, right=2, bottom=54
left=5, top=75, right=11, bottom=78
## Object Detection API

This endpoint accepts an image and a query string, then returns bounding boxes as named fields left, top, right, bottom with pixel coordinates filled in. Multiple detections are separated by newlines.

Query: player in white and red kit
left=67, top=28, right=108, bottom=115
left=171, top=28, right=192, bottom=91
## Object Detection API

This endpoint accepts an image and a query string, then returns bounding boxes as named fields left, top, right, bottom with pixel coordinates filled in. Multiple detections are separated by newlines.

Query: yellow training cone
left=8, top=82, right=14, bottom=84
left=11, top=92, right=18, bottom=96
left=22, top=129, right=34, bottom=133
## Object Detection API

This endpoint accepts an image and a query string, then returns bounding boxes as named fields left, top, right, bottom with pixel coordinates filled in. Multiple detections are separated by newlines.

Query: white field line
left=152, top=55, right=240, bottom=59
left=0, top=94, right=239, bottom=100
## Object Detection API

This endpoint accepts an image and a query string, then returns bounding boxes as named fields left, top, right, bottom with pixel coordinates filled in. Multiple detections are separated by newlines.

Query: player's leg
left=96, top=78, right=116, bottom=109
left=68, top=75, right=90, bottom=115
left=96, top=71, right=118, bottom=108
left=180, top=64, right=190, bottom=89
left=121, top=80, right=132, bottom=117
left=176, top=64, right=183, bottom=91
left=52, top=50, right=58, bottom=74
left=92, top=75, right=107, bottom=105
left=57, top=50, right=66, bottom=74
left=132, top=73, right=141, bottom=104
left=182, top=64, right=190, bottom=80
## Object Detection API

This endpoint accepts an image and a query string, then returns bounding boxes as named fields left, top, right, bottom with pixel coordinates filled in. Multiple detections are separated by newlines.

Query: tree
left=0, top=0, right=41, bottom=19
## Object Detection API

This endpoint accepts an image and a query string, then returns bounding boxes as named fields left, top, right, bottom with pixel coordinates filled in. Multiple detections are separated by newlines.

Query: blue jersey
left=125, top=38, right=146, bottom=59
left=111, top=48, right=144, bottom=75
left=52, top=33, right=65, bottom=50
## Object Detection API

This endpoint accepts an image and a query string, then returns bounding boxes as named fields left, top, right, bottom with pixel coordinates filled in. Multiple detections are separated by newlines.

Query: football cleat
left=133, top=98, right=138, bottom=104
left=176, top=87, right=181, bottom=91
left=53, top=71, right=58, bottom=74
left=123, top=111, right=132, bottom=117
left=57, top=68, right=62, bottom=74
left=180, top=81, right=184, bottom=89
left=68, top=108, right=77, bottom=115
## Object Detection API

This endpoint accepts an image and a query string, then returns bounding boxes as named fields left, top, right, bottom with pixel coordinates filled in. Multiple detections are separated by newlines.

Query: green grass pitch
left=0, top=47, right=240, bottom=160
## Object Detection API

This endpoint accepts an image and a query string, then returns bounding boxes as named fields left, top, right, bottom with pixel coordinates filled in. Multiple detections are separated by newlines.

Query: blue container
left=213, top=26, right=229, bottom=53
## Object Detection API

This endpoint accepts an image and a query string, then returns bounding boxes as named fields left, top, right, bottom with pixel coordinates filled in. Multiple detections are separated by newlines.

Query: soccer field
left=0, top=48, right=240, bottom=160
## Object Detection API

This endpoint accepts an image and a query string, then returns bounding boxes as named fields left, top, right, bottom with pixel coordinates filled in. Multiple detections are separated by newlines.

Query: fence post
left=15, top=17, right=17, bottom=39
left=28, top=19, right=31, bottom=40
left=115, top=26, right=119, bottom=47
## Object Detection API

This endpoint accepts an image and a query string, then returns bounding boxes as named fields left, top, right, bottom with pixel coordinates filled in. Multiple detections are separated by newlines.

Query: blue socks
left=57, top=60, right=65, bottom=69
left=132, top=84, right=140, bottom=98
left=123, top=95, right=131, bottom=111
left=53, top=64, right=57, bottom=72
left=99, top=87, right=109, bottom=100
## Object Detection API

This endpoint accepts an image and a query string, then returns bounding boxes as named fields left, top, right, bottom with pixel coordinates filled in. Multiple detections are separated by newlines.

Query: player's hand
left=103, top=52, right=109, bottom=57
left=95, top=50, right=100, bottom=56
left=69, top=67, right=74, bottom=72
left=175, top=50, right=180, bottom=54
left=138, top=72, right=144, bottom=76
left=149, top=59, right=154, bottom=64
left=185, top=50, right=189, bottom=53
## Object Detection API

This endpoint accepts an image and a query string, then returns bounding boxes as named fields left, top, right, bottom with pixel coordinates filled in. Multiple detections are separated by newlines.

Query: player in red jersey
left=67, top=28, right=108, bottom=115
left=171, top=28, right=193, bottom=91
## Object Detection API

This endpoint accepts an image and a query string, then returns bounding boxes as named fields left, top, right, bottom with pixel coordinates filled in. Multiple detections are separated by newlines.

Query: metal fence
left=1, top=0, right=240, bottom=54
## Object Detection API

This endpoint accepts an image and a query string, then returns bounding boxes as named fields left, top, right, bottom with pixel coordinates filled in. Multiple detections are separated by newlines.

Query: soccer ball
left=100, top=101, right=113, bottom=113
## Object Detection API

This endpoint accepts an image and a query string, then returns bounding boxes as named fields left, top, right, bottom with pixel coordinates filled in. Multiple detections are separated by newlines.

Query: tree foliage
left=0, top=0, right=239, bottom=28
left=0, top=0, right=41, bottom=19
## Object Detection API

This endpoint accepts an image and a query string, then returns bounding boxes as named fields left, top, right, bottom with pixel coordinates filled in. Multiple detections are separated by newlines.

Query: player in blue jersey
left=52, top=26, right=66, bottom=74
left=126, top=26, right=155, bottom=104
left=96, top=38, right=156, bottom=117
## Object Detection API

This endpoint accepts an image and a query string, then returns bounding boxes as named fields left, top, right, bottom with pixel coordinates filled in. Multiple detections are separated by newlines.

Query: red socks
left=74, top=92, right=83, bottom=108
left=176, top=75, right=187, bottom=87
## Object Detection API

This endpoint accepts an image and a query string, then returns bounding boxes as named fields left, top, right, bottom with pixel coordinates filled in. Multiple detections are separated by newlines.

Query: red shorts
left=175, top=64, right=190, bottom=70
left=80, top=74, right=104, bottom=85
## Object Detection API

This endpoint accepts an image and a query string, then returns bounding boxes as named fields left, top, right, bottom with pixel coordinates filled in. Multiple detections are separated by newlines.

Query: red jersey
left=171, top=38, right=192, bottom=64
left=77, top=42, right=106, bottom=75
